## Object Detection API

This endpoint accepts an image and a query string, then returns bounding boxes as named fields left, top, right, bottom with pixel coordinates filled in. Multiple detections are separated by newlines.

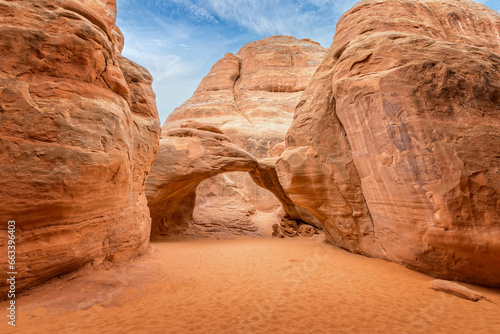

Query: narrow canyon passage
left=1, top=1, right=500, bottom=333
left=3, top=237, right=499, bottom=334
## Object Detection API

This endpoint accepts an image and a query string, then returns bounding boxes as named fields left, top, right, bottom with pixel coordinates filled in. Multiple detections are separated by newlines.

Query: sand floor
left=2, top=236, right=499, bottom=334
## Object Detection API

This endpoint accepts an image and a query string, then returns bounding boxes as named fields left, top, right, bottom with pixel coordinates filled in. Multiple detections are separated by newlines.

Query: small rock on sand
left=431, top=280, right=490, bottom=302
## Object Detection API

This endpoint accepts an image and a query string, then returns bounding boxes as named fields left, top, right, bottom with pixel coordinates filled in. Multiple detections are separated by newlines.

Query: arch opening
left=145, top=122, right=322, bottom=241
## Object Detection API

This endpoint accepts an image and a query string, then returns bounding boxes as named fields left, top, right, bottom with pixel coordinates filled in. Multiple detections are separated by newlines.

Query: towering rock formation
left=0, top=0, right=160, bottom=293
left=147, top=123, right=259, bottom=238
left=160, top=36, right=325, bottom=235
left=277, top=0, right=500, bottom=286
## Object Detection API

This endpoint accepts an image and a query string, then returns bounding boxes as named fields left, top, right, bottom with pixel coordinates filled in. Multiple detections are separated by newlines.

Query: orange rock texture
left=146, top=122, right=319, bottom=239
left=277, top=0, right=500, bottom=286
left=0, top=0, right=161, bottom=293
left=161, top=36, right=325, bottom=235
left=146, top=123, right=259, bottom=238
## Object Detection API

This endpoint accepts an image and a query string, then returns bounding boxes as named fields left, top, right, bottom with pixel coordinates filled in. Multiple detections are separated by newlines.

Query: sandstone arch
left=146, top=121, right=320, bottom=240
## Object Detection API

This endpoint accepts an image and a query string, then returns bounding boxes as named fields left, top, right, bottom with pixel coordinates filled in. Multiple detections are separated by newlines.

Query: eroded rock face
left=162, top=36, right=325, bottom=233
left=146, top=122, right=319, bottom=239
left=277, top=0, right=500, bottom=286
left=271, top=218, right=321, bottom=239
left=0, top=0, right=160, bottom=293
left=146, top=123, right=258, bottom=238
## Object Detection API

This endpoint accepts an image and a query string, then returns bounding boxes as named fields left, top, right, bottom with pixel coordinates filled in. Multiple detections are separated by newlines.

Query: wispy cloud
left=169, top=0, right=219, bottom=23
left=162, top=0, right=359, bottom=44
left=116, top=0, right=500, bottom=123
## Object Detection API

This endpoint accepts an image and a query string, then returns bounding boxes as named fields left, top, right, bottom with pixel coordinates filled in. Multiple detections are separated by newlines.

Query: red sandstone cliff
left=0, top=0, right=160, bottom=293
left=277, top=0, right=500, bottom=287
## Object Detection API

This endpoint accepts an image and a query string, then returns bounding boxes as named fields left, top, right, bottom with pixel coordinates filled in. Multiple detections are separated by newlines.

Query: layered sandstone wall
left=161, top=36, right=325, bottom=235
left=277, top=0, right=500, bottom=286
left=0, top=0, right=160, bottom=293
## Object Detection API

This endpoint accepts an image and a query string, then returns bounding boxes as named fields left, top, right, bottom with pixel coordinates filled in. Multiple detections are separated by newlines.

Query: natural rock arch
left=146, top=121, right=320, bottom=240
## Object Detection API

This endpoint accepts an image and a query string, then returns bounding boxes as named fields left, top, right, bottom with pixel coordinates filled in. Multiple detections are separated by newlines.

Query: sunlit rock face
left=277, top=0, right=500, bottom=287
left=161, top=36, right=326, bottom=234
left=0, top=0, right=161, bottom=293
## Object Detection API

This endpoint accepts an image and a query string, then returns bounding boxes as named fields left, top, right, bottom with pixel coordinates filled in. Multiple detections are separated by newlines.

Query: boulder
left=277, top=0, right=500, bottom=286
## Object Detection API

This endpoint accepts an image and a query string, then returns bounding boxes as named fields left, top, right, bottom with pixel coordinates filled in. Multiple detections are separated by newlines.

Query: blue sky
left=115, top=0, right=500, bottom=124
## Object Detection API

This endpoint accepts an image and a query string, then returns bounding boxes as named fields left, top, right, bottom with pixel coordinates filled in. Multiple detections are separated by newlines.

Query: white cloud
left=115, top=0, right=500, bottom=124
left=116, top=0, right=363, bottom=123
left=167, top=0, right=361, bottom=47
